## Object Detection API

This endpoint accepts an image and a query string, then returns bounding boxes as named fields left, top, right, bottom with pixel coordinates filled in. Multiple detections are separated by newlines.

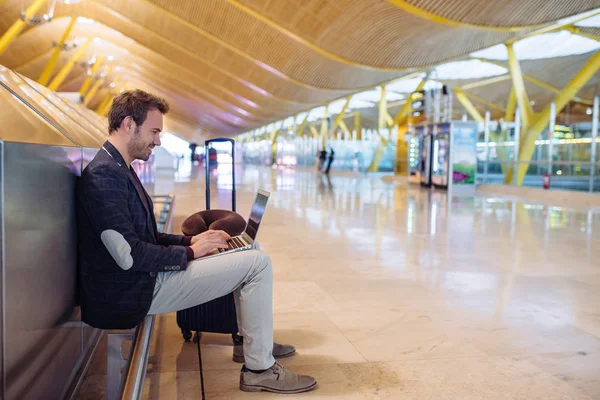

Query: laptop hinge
left=241, top=232, right=252, bottom=244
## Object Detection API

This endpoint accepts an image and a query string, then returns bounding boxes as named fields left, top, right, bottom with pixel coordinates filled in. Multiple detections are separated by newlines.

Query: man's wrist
left=185, top=246, right=195, bottom=261
left=182, top=236, right=193, bottom=246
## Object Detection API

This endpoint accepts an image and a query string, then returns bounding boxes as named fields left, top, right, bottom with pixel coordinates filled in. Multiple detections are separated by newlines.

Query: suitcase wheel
left=182, top=329, right=193, bottom=342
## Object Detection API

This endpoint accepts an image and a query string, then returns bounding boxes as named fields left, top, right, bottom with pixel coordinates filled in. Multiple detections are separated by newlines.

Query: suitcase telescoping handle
left=204, top=138, right=236, bottom=212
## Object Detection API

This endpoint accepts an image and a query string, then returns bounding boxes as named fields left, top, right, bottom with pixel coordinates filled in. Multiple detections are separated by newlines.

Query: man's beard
left=128, top=127, right=153, bottom=162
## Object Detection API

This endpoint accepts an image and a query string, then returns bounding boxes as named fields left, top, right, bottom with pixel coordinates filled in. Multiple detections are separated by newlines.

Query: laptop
left=200, top=189, right=270, bottom=259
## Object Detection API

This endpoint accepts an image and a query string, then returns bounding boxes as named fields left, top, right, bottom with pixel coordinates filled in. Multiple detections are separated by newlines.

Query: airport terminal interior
left=0, top=0, right=599, bottom=399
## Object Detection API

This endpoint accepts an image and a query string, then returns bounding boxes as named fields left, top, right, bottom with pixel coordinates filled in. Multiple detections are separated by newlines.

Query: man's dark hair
left=108, top=89, right=170, bottom=134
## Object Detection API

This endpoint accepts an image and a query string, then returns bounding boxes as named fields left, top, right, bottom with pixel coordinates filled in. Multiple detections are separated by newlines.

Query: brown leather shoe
left=240, top=362, right=317, bottom=394
left=233, top=342, right=296, bottom=363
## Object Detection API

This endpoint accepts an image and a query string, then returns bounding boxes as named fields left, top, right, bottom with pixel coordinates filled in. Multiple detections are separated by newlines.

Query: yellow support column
left=95, top=93, right=112, bottom=113
left=505, top=48, right=600, bottom=185
left=459, top=75, right=511, bottom=90
left=506, top=44, right=533, bottom=129
left=38, top=17, right=77, bottom=85
left=505, top=88, right=517, bottom=122
left=368, top=136, right=388, bottom=172
left=474, top=57, right=593, bottom=105
left=84, top=79, right=104, bottom=106
left=394, top=78, right=428, bottom=124
left=100, top=97, right=114, bottom=116
left=79, top=56, right=105, bottom=96
left=296, top=114, right=309, bottom=136
left=332, top=97, right=351, bottom=132
left=100, top=99, right=114, bottom=117
left=48, top=38, right=93, bottom=91
left=84, top=65, right=113, bottom=106
left=495, top=87, right=516, bottom=176
left=368, top=86, right=390, bottom=172
left=354, top=111, right=361, bottom=140
left=385, top=112, right=394, bottom=127
left=454, top=88, right=484, bottom=122
left=568, top=26, right=600, bottom=42
left=378, top=86, right=388, bottom=129
left=309, top=125, right=319, bottom=138
left=338, top=120, right=351, bottom=138
left=98, top=81, right=123, bottom=115
left=270, top=127, right=281, bottom=166
left=0, top=0, right=48, bottom=55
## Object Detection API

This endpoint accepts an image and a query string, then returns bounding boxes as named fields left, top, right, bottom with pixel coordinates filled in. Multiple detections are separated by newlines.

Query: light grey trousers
left=147, top=247, right=276, bottom=370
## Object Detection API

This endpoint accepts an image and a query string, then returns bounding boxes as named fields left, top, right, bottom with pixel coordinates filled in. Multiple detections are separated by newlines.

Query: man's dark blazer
left=76, top=141, right=190, bottom=329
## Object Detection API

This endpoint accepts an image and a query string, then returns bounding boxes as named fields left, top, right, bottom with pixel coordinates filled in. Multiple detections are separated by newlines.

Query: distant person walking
left=325, top=148, right=335, bottom=174
left=189, top=142, right=198, bottom=163
left=318, top=149, right=327, bottom=171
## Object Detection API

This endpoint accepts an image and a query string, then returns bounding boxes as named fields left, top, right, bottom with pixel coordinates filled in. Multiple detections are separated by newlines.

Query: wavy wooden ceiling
left=400, top=0, right=599, bottom=26
left=0, top=0, right=598, bottom=141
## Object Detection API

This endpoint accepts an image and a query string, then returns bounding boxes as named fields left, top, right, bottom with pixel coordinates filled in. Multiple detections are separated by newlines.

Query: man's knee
left=251, top=250, right=272, bottom=274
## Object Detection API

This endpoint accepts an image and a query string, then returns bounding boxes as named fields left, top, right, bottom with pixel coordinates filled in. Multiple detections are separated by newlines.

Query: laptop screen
left=245, top=191, right=269, bottom=241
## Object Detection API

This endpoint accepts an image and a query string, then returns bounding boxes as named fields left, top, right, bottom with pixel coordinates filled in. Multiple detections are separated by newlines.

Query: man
left=318, top=149, right=327, bottom=171
left=76, top=89, right=317, bottom=394
left=325, top=147, right=335, bottom=175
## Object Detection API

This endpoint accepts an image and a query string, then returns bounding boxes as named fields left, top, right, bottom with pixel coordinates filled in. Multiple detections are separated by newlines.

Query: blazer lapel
left=127, top=171, right=151, bottom=216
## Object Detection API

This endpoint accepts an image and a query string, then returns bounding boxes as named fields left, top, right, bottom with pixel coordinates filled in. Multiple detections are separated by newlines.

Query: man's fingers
left=195, top=230, right=230, bottom=250
left=218, top=230, right=231, bottom=240
left=193, top=236, right=226, bottom=248
left=207, top=230, right=231, bottom=240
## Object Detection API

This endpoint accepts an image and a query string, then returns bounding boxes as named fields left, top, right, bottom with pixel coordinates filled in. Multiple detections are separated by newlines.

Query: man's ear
left=122, top=116, right=134, bottom=133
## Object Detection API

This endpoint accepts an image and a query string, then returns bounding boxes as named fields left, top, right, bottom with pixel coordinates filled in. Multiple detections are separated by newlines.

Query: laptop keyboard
left=227, top=236, right=247, bottom=250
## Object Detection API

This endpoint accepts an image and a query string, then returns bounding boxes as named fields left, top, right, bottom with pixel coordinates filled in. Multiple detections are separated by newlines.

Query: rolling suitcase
left=176, top=137, right=240, bottom=343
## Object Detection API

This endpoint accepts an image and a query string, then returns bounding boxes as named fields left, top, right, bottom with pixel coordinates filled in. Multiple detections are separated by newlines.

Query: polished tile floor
left=77, top=164, right=600, bottom=400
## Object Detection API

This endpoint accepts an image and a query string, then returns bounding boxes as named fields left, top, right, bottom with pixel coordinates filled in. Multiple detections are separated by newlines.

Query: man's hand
left=190, top=230, right=231, bottom=258
left=190, top=230, right=230, bottom=244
